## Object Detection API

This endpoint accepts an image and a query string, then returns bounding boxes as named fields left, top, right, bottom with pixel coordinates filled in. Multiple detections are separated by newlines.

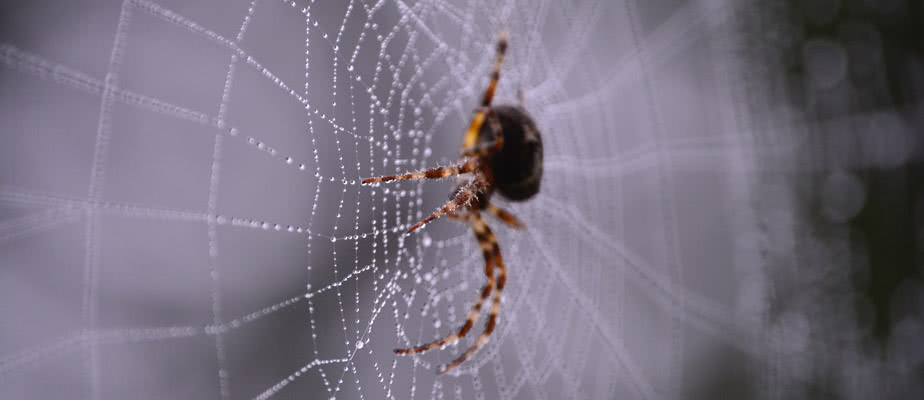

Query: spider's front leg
left=362, top=159, right=478, bottom=184
left=406, top=177, right=487, bottom=233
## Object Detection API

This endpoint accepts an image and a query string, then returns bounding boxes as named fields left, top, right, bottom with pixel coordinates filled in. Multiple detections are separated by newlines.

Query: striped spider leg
left=461, top=31, right=508, bottom=153
left=362, top=31, right=511, bottom=235
left=395, top=211, right=510, bottom=375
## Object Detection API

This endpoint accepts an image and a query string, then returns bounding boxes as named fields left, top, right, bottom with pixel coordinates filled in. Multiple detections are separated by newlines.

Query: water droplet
left=355, top=341, right=364, bottom=349
left=422, top=234, right=432, bottom=247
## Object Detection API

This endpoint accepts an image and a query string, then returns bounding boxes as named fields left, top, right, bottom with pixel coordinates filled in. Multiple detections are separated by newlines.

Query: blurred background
left=1, top=0, right=922, bottom=399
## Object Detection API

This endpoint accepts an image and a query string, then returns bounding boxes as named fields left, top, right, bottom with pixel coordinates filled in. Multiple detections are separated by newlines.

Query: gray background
left=1, top=0, right=922, bottom=399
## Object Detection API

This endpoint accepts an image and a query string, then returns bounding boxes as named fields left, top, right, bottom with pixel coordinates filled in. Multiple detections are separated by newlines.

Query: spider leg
left=394, top=212, right=494, bottom=356
left=406, top=177, right=486, bottom=233
left=462, top=32, right=509, bottom=151
left=362, top=159, right=478, bottom=184
left=486, top=204, right=525, bottom=229
left=446, top=212, right=467, bottom=221
left=439, top=215, right=506, bottom=375
left=461, top=110, right=504, bottom=158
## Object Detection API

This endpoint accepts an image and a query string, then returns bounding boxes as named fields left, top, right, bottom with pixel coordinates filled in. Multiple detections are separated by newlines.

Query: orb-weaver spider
left=363, top=32, right=543, bottom=374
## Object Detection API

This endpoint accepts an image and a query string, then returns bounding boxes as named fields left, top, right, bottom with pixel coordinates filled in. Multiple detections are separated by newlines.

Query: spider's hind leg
left=439, top=215, right=506, bottom=375
left=462, top=31, right=509, bottom=151
left=395, top=212, right=493, bottom=356
left=487, top=204, right=525, bottom=229
left=461, top=110, right=504, bottom=158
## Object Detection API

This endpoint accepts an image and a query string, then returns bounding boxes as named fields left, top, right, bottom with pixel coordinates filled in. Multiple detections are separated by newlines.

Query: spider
left=362, top=32, right=543, bottom=375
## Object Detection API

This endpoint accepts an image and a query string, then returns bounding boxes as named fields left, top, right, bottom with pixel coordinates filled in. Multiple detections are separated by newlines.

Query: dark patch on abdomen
left=481, top=105, right=543, bottom=201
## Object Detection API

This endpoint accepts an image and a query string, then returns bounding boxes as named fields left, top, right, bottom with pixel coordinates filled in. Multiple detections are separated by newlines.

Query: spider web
left=2, top=0, right=921, bottom=399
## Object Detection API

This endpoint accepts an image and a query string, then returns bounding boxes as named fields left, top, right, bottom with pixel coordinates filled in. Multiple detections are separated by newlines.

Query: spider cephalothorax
left=362, top=32, right=542, bottom=375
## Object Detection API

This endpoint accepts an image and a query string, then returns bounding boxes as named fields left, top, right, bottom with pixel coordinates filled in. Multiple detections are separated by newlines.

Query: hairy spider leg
left=394, top=212, right=493, bottom=356
left=362, top=159, right=478, bottom=184
left=462, top=32, right=508, bottom=151
left=439, top=214, right=506, bottom=375
left=406, top=176, right=488, bottom=233
left=461, top=110, right=504, bottom=158
left=445, top=212, right=468, bottom=221
left=486, top=204, right=525, bottom=229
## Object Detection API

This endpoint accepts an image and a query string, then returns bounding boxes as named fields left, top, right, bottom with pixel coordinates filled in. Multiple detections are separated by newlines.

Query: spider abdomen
left=482, top=105, right=543, bottom=201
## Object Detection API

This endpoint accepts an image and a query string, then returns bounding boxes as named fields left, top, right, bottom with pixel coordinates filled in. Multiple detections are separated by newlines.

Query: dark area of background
left=780, top=0, right=923, bottom=343
left=767, top=0, right=924, bottom=346
left=728, top=0, right=924, bottom=397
